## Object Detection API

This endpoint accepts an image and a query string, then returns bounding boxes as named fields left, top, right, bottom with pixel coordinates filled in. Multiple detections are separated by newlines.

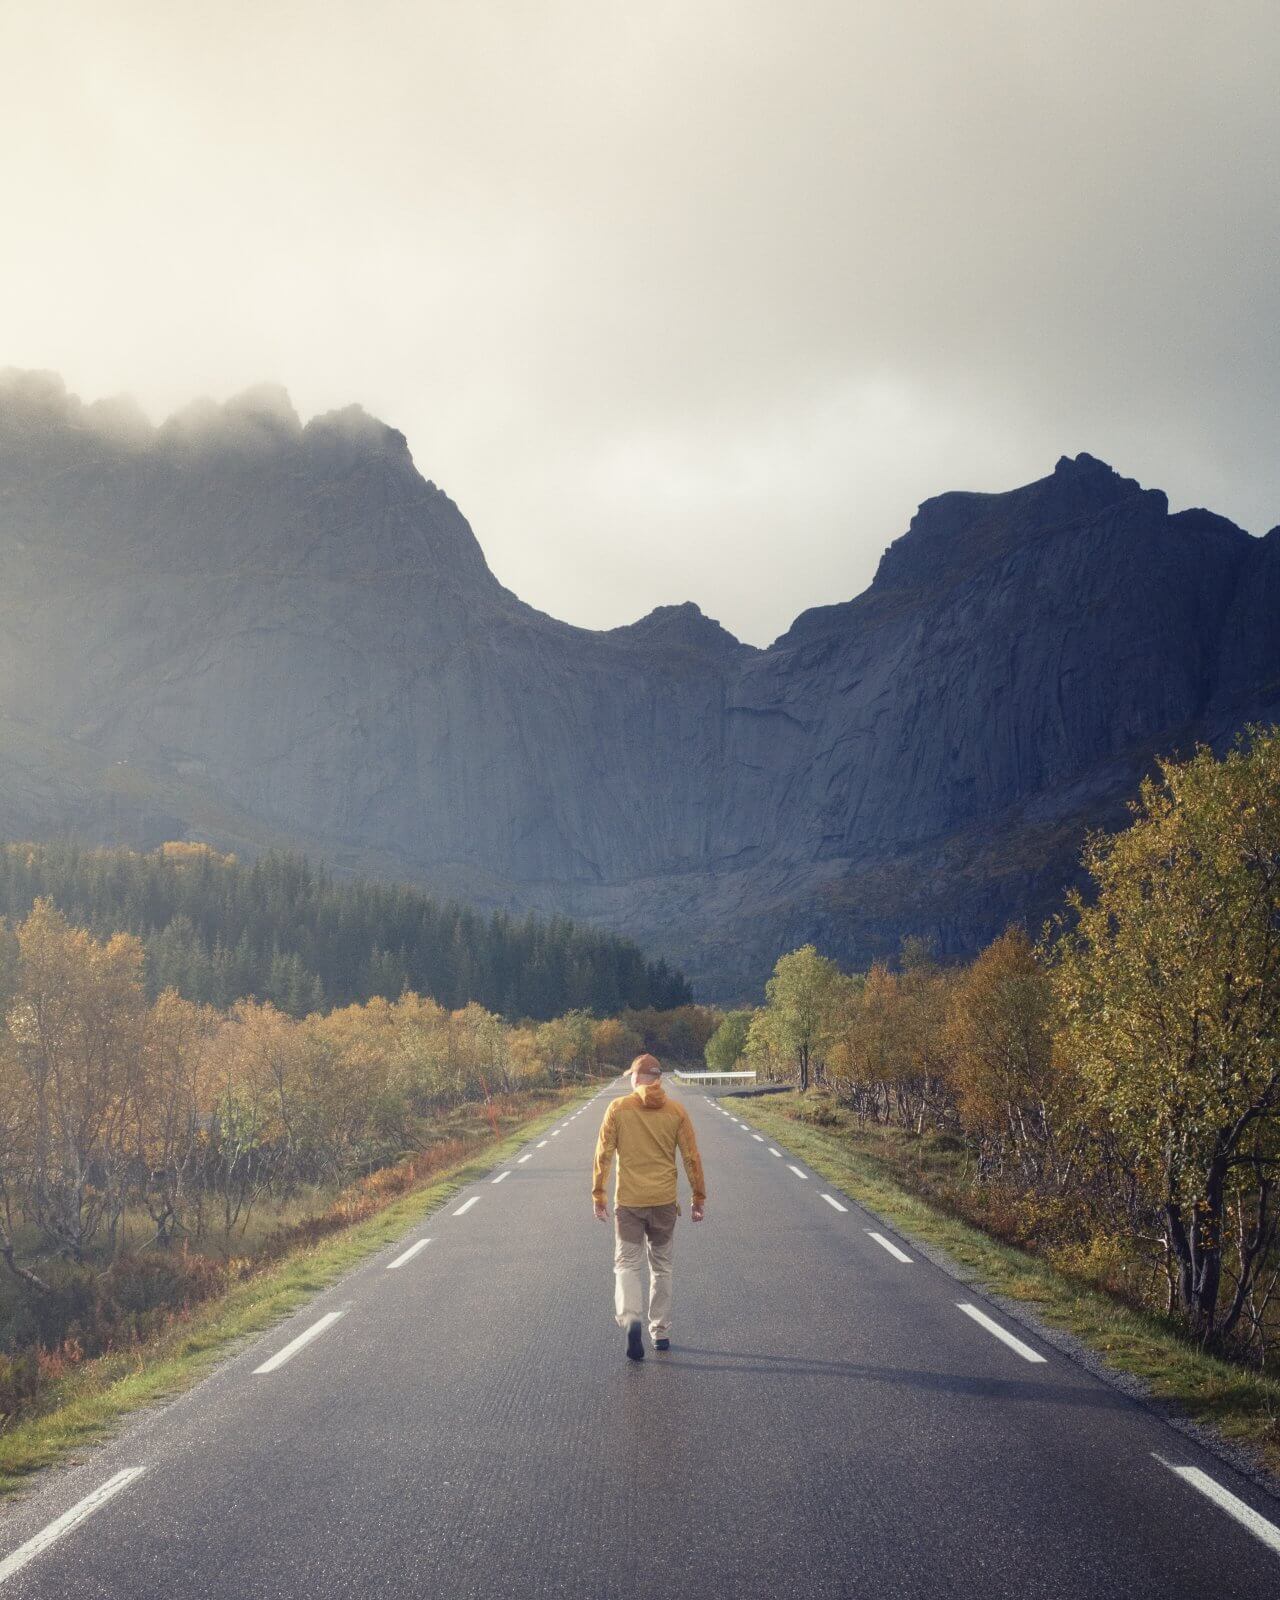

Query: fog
left=1, top=2, right=1276, bottom=644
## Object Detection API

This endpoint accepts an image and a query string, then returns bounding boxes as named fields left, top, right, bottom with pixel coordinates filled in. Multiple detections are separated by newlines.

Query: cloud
left=1, top=1, right=1276, bottom=643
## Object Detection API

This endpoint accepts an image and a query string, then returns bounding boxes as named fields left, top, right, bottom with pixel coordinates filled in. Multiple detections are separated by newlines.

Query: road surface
left=2, top=1079, right=1279, bottom=1597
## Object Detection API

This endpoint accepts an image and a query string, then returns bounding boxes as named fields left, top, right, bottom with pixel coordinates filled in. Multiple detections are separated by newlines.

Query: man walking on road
left=592, top=1053, right=706, bottom=1361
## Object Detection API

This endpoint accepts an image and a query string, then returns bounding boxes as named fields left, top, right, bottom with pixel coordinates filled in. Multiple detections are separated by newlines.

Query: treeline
left=714, top=728, right=1280, bottom=1368
left=0, top=899, right=686, bottom=1277
left=0, top=842, right=691, bottom=1019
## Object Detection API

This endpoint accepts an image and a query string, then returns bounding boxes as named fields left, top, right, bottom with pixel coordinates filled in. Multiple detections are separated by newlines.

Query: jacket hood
left=634, top=1081, right=667, bottom=1110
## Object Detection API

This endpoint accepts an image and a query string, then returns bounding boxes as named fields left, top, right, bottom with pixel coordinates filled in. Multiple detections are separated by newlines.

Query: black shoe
left=655, top=1338, right=671, bottom=1352
left=626, top=1320, right=645, bottom=1361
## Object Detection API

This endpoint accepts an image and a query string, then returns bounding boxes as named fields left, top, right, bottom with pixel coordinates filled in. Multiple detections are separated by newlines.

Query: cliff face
left=0, top=371, right=1276, bottom=997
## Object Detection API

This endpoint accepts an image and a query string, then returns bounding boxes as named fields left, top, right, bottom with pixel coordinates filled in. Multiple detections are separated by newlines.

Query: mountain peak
left=872, top=453, right=1150, bottom=594
left=0, top=371, right=418, bottom=470
left=161, top=384, right=308, bottom=453
left=0, top=370, right=488, bottom=588
left=1053, top=450, right=1115, bottom=477
left=303, top=403, right=412, bottom=464
left=608, top=600, right=747, bottom=656
left=224, top=383, right=302, bottom=433
left=0, top=368, right=153, bottom=447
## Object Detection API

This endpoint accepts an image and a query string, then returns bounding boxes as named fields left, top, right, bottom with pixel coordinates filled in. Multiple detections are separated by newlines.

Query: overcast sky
left=2, top=2, right=1276, bottom=645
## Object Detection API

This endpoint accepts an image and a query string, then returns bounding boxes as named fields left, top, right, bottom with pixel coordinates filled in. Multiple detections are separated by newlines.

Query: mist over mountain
left=1, top=369, right=1277, bottom=998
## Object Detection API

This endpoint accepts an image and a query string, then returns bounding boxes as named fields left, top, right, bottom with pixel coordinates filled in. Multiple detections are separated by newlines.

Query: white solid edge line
left=254, top=1309, right=346, bottom=1374
left=453, top=1195, right=481, bottom=1217
left=387, top=1238, right=431, bottom=1270
left=517, top=1153, right=533, bottom=1164
left=866, top=1230, right=912, bottom=1262
left=956, top=1302, right=1046, bottom=1363
left=1152, top=1453, right=1280, bottom=1556
left=769, top=1147, right=782, bottom=1157
left=787, top=1165, right=809, bottom=1180
left=821, top=1194, right=848, bottom=1213
left=0, top=1467, right=147, bottom=1584
left=492, top=1170, right=511, bottom=1184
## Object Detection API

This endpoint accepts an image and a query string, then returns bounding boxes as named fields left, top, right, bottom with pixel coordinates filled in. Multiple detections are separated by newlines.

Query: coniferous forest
left=0, top=842, right=691, bottom=1020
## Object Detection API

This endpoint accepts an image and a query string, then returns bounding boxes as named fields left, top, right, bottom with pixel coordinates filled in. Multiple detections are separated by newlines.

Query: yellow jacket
left=592, top=1082, right=707, bottom=1208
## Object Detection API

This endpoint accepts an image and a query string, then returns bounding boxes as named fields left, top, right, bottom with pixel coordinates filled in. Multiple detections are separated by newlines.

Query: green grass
left=741, top=1092, right=1280, bottom=1479
left=0, top=1081, right=601, bottom=1497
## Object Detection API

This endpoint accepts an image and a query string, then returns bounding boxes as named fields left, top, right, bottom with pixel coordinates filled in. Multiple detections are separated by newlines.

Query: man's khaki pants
left=613, top=1203, right=678, bottom=1340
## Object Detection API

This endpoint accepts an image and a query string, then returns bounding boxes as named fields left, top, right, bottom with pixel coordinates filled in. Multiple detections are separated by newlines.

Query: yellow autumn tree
left=592, top=1015, right=644, bottom=1073
left=822, top=963, right=900, bottom=1120
left=6, top=900, right=147, bottom=1260
left=1053, top=729, right=1280, bottom=1344
left=750, top=945, right=842, bottom=1091
left=946, top=926, right=1068, bottom=1184
left=133, top=989, right=215, bottom=1245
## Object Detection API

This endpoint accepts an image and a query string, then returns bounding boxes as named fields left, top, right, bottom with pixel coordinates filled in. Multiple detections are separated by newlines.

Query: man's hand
left=593, top=1201, right=608, bottom=1222
left=692, top=1203, right=706, bottom=1222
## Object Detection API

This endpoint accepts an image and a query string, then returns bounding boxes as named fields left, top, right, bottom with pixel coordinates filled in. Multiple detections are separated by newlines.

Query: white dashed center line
left=254, top=1310, right=345, bottom=1374
left=1152, top=1454, right=1280, bottom=1556
left=866, top=1231, right=912, bottom=1262
left=956, top=1303, right=1046, bottom=1363
left=517, top=1153, right=533, bottom=1164
left=537, top=1140, right=549, bottom=1148
left=387, top=1238, right=431, bottom=1270
left=551, top=1130, right=562, bottom=1137
left=453, top=1196, right=481, bottom=1217
left=0, top=1467, right=147, bottom=1584
left=752, top=1134, right=765, bottom=1142
left=787, top=1165, right=809, bottom=1180
left=821, top=1194, right=848, bottom=1213
left=492, top=1170, right=511, bottom=1184
left=769, top=1147, right=782, bottom=1157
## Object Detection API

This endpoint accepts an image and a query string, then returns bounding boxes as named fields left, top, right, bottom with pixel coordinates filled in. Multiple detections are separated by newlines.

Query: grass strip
left=741, top=1092, right=1280, bottom=1480
left=0, top=1081, right=601, bottom=1497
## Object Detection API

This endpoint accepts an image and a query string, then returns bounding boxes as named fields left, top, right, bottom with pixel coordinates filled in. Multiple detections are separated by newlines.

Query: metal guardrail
left=672, top=1069, right=757, bottom=1086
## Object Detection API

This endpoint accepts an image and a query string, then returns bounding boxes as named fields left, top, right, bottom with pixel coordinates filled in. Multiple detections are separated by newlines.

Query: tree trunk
left=1, top=1237, right=52, bottom=1297
left=1167, top=1160, right=1228, bottom=1341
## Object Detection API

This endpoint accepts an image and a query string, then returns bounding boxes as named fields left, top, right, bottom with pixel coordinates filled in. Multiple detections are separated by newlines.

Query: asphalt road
left=2, top=1079, right=1279, bottom=1598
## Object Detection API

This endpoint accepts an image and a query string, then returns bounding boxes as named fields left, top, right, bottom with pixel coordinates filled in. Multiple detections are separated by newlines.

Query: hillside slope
left=1, top=370, right=1276, bottom=996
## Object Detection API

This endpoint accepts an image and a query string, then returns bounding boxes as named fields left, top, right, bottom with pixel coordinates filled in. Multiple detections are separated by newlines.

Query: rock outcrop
left=0, top=370, right=1276, bottom=997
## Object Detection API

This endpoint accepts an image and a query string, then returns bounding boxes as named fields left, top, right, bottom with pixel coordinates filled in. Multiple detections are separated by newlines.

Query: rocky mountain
left=1, top=368, right=1277, bottom=998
